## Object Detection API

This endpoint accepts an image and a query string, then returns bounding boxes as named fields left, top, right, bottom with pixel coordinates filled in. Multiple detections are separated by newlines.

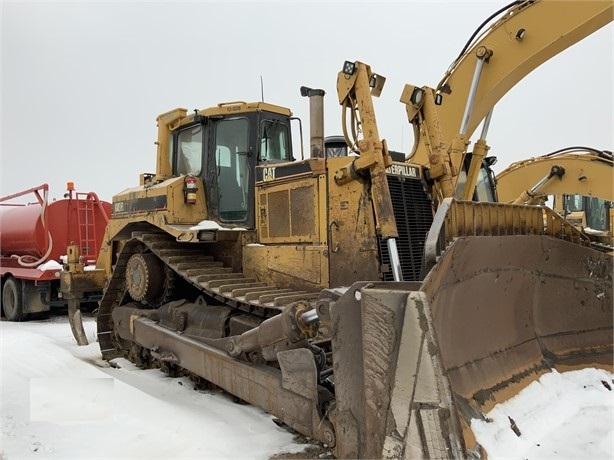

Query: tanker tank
left=1, top=183, right=111, bottom=321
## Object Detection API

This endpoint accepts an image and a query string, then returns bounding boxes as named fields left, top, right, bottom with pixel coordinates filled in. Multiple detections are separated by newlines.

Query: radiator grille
left=378, top=175, right=433, bottom=281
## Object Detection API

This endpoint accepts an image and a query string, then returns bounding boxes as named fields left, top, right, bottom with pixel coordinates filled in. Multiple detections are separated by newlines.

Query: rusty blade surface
left=421, top=235, right=613, bottom=413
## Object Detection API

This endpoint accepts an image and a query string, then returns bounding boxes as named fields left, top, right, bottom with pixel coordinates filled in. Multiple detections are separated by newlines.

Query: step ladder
left=75, top=193, right=99, bottom=264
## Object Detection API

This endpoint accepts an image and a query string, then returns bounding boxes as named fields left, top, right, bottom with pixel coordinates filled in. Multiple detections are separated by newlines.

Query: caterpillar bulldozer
left=495, top=146, right=613, bottom=251
left=60, top=1, right=613, bottom=457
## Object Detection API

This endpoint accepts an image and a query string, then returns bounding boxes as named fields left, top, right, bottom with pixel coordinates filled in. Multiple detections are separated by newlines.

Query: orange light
left=66, top=181, right=75, bottom=191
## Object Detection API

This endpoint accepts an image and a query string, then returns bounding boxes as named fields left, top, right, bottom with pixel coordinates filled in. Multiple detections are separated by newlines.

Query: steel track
left=97, top=230, right=319, bottom=359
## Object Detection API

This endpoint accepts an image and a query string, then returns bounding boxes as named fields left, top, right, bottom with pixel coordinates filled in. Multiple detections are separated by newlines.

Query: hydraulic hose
left=12, top=188, right=54, bottom=268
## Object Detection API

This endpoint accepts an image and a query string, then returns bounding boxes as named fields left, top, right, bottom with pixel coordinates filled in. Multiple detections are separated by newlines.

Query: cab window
left=260, top=120, right=291, bottom=163
left=177, top=125, right=203, bottom=175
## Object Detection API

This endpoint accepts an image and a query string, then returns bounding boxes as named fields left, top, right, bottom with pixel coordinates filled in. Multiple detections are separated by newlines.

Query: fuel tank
left=0, top=197, right=111, bottom=263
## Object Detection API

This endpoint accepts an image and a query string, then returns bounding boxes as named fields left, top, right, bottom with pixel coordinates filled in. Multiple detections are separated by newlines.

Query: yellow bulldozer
left=496, top=146, right=613, bottom=251
left=61, top=1, right=612, bottom=457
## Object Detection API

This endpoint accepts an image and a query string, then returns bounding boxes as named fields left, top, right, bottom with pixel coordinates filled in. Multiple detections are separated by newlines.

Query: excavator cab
left=450, top=153, right=498, bottom=202
left=559, top=195, right=611, bottom=232
left=554, top=194, right=614, bottom=250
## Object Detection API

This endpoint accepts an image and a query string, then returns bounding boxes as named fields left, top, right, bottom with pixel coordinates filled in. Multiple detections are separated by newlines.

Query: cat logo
left=263, top=167, right=276, bottom=182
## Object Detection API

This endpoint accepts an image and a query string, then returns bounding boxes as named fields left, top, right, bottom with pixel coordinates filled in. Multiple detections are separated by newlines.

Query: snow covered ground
left=1, top=315, right=613, bottom=459
left=1, top=316, right=312, bottom=460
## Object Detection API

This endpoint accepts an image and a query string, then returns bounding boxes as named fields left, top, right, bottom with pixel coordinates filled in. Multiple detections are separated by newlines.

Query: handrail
left=0, top=183, right=49, bottom=205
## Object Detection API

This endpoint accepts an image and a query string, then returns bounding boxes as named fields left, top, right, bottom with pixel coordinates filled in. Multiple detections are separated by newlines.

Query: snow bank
left=471, top=368, right=614, bottom=458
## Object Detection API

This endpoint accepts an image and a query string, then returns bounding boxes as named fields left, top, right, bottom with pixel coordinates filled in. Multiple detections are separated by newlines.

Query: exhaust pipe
left=300, top=86, right=326, bottom=158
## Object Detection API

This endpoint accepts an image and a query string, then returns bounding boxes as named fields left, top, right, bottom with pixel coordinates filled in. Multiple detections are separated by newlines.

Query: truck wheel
left=2, top=277, right=27, bottom=321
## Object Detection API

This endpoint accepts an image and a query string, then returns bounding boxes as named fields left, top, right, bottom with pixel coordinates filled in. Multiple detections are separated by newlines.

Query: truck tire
left=2, top=277, right=27, bottom=321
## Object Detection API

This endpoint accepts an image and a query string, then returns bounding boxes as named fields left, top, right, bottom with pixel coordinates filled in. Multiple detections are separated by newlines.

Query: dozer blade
left=329, top=235, right=612, bottom=459
left=329, top=282, right=466, bottom=459
left=423, top=234, right=613, bottom=454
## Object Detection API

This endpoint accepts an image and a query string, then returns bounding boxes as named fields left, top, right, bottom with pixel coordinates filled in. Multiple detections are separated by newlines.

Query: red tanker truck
left=0, top=183, right=111, bottom=321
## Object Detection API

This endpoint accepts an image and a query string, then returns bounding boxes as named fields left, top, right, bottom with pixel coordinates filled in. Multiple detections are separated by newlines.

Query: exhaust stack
left=300, top=86, right=326, bottom=158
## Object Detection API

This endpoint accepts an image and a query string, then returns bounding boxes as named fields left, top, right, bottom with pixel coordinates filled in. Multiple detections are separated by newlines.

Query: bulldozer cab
left=169, top=105, right=294, bottom=228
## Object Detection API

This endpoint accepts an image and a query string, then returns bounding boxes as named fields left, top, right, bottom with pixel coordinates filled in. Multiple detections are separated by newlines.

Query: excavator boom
left=496, top=147, right=613, bottom=204
left=409, top=0, right=613, bottom=165
left=401, top=0, right=612, bottom=203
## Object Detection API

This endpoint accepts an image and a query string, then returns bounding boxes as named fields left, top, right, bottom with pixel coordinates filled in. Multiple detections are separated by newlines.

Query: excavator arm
left=402, top=0, right=613, bottom=201
left=496, top=146, right=614, bottom=249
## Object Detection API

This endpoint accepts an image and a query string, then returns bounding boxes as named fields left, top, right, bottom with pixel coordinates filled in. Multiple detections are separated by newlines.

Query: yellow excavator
left=496, top=146, right=613, bottom=250
left=61, top=1, right=612, bottom=458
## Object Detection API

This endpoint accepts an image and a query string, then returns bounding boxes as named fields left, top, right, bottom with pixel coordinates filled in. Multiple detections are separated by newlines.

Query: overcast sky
left=1, top=1, right=612, bottom=202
